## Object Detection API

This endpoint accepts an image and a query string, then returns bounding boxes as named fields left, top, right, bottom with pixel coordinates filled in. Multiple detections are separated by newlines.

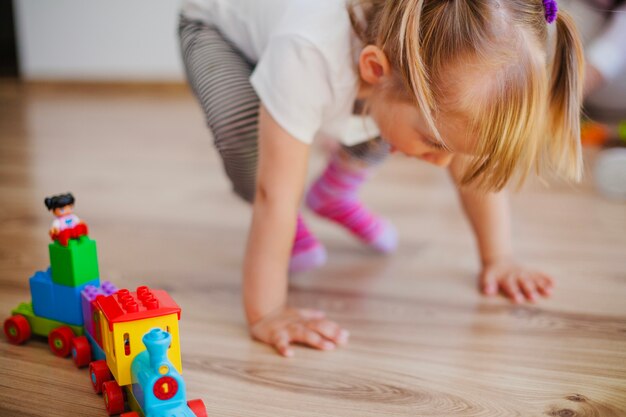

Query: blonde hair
left=348, top=0, right=584, bottom=191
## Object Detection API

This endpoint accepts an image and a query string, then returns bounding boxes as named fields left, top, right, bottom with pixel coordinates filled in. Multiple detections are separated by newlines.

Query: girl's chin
left=415, top=153, right=438, bottom=163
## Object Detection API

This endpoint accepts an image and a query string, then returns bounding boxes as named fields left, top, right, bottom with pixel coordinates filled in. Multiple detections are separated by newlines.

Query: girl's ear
left=358, top=45, right=391, bottom=85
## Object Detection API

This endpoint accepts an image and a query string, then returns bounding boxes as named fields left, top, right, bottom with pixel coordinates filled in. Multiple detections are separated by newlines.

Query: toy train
left=3, top=193, right=208, bottom=417
left=88, top=286, right=207, bottom=417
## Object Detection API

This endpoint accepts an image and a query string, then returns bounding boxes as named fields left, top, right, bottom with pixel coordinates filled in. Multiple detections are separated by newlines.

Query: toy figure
left=45, top=193, right=88, bottom=246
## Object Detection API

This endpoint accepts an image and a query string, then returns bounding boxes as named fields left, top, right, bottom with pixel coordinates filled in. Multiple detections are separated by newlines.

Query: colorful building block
left=96, top=287, right=182, bottom=387
left=130, top=329, right=197, bottom=417
left=85, top=330, right=107, bottom=361
left=29, top=269, right=53, bottom=312
left=81, top=281, right=117, bottom=339
left=49, top=236, right=99, bottom=287
left=29, top=268, right=99, bottom=326
left=10, top=302, right=84, bottom=338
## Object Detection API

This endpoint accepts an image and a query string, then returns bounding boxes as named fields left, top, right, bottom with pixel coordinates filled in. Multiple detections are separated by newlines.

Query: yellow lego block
left=99, top=312, right=181, bottom=387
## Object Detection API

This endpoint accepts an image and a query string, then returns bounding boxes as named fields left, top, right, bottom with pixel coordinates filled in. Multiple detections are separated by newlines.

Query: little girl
left=179, top=0, right=584, bottom=357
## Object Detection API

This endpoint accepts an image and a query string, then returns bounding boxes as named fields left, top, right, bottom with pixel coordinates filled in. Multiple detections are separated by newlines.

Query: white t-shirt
left=181, top=0, right=380, bottom=146
left=52, top=214, right=80, bottom=231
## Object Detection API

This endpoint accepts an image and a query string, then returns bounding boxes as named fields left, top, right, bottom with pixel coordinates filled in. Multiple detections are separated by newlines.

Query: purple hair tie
left=543, top=0, right=558, bottom=24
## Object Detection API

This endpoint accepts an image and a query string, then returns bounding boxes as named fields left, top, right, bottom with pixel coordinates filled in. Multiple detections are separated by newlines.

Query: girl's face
left=357, top=45, right=476, bottom=167
left=53, top=205, right=73, bottom=217
left=368, top=97, right=474, bottom=167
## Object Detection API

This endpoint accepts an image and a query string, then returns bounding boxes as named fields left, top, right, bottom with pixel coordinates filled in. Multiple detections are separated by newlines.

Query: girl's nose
left=423, top=152, right=453, bottom=167
left=436, top=153, right=454, bottom=167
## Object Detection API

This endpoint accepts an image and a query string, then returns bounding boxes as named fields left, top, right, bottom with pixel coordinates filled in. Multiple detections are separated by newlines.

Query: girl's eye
left=423, top=137, right=446, bottom=150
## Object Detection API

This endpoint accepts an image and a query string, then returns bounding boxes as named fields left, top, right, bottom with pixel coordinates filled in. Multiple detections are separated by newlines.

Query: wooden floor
left=0, top=81, right=625, bottom=417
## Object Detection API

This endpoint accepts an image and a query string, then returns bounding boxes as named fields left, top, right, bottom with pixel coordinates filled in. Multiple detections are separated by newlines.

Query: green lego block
left=48, top=236, right=100, bottom=287
left=11, top=302, right=84, bottom=337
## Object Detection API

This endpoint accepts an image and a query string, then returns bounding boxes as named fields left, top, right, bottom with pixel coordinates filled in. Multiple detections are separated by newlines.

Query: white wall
left=14, top=0, right=185, bottom=81
left=11, top=0, right=626, bottom=112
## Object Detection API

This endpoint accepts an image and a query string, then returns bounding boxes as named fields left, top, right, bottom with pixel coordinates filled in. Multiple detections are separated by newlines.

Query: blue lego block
left=29, top=269, right=55, bottom=320
left=29, top=268, right=100, bottom=326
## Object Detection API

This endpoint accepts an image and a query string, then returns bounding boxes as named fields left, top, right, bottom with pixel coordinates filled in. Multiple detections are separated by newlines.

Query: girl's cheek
left=422, top=152, right=454, bottom=167
left=420, top=153, right=437, bottom=164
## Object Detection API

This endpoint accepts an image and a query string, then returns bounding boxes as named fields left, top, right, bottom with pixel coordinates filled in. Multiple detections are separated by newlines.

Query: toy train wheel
left=120, top=413, right=140, bottom=417
left=89, top=360, right=112, bottom=393
left=48, top=326, right=75, bottom=357
left=4, top=315, right=31, bottom=344
left=188, top=399, right=208, bottom=417
left=71, top=336, right=92, bottom=368
left=103, top=380, right=125, bottom=415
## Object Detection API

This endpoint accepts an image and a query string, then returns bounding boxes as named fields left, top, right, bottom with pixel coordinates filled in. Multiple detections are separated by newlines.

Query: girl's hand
left=479, top=258, right=555, bottom=303
left=249, top=307, right=349, bottom=357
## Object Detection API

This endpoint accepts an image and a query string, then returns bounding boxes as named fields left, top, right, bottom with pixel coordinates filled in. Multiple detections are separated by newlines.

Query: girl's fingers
left=541, top=274, right=555, bottom=292
left=480, top=270, right=498, bottom=296
left=288, top=324, right=335, bottom=351
left=306, top=319, right=350, bottom=345
left=271, top=330, right=294, bottom=357
left=533, top=274, right=553, bottom=296
left=518, top=276, right=538, bottom=302
left=501, top=275, right=523, bottom=304
left=256, top=309, right=347, bottom=357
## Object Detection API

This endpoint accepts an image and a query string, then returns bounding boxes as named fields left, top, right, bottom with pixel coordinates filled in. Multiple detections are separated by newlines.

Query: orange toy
left=581, top=120, right=610, bottom=147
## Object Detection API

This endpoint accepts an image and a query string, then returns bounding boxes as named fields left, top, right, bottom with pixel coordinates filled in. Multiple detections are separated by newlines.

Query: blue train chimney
left=143, top=328, right=171, bottom=371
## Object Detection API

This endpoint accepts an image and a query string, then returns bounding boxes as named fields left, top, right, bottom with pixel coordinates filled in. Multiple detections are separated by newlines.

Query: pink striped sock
left=306, top=156, right=397, bottom=253
left=289, top=214, right=327, bottom=273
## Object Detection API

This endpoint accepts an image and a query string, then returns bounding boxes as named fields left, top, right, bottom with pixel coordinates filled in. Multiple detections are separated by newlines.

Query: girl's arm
left=244, top=105, right=349, bottom=356
left=448, top=156, right=554, bottom=303
left=244, top=104, right=309, bottom=324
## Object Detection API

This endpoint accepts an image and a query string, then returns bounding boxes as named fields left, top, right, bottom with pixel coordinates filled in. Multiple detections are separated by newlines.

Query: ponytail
left=394, top=0, right=441, bottom=143
left=547, top=10, right=584, bottom=181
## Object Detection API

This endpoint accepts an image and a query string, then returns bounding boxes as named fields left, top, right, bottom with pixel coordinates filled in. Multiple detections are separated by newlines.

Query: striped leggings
left=179, top=17, right=389, bottom=203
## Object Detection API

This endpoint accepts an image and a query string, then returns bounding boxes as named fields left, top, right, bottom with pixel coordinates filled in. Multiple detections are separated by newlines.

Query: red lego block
left=96, top=286, right=181, bottom=331
left=188, top=399, right=208, bottom=417
left=51, top=223, right=88, bottom=246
